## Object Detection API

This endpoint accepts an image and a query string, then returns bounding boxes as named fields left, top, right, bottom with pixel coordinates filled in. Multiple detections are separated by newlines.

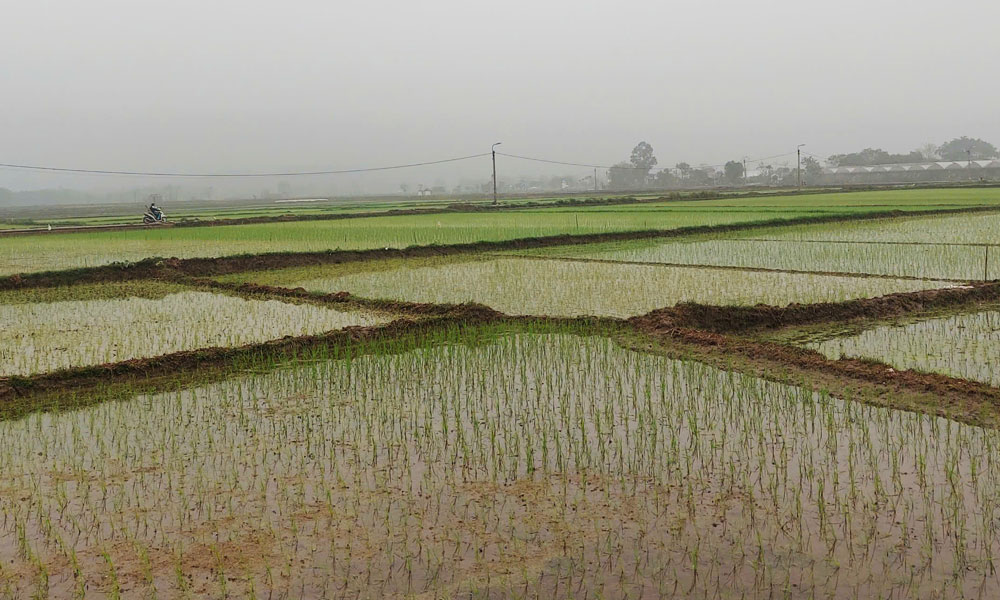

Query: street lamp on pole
left=797, top=144, right=806, bottom=189
left=492, top=142, right=502, bottom=205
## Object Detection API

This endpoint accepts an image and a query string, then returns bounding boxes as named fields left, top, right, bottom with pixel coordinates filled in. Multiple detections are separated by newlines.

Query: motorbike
left=142, top=208, right=166, bottom=225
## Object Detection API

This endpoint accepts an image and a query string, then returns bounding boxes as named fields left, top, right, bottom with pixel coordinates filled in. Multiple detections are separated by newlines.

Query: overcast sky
left=2, top=0, right=998, bottom=192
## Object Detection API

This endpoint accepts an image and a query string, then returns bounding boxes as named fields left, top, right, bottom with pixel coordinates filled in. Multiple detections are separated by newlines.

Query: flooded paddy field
left=807, top=308, right=1000, bottom=387
left=218, top=256, right=949, bottom=318
left=522, top=211, right=1000, bottom=281
left=0, top=282, right=390, bottom=376
left=2, top=331, right=998, bottom=599
left=4, top=194, right=1000, bottom=599
left=527, top=237, right=988, bottom=281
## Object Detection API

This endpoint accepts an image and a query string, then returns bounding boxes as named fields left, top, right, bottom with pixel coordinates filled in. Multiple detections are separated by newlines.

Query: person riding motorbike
left=143, top=202, right=166, bottom=224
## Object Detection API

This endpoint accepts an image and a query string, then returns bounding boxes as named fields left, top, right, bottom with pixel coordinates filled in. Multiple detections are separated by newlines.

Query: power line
left=496, top=152, right=638, bottom=170
left=0, top=152, right=491, bottom=178
left=0, top=147, right=815, bottom=180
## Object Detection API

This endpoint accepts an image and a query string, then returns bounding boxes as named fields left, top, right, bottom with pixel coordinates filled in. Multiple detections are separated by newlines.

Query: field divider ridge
left=6, top=292, right=1000, bottom=429
left=5, top=205, right=1000, bottom=291
left=728, top=237, right=1000, bottom=248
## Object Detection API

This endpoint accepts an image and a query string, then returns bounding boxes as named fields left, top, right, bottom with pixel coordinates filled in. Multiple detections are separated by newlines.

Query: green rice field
left=523, top=211, right=1000, bottom=281
left=1, top=330, right=997, bottom=598
left=0, top=209, right=818, bottom=276
left=3, top=188, right=1000, bottom=599
left=0, top=286, right=389, bottom=376
left=808, top=309, right=1000, bottom=386
left=220, top=255, right=949, bottom=317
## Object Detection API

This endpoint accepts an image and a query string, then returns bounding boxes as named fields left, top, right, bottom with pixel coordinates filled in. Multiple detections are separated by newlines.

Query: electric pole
left=594, top=168, right=598, bottom=192
left=491, top=142, right=502, bottom=205
left=743, top=158, right=747, bottom=186
left=797, top=144, right=805, bottom=189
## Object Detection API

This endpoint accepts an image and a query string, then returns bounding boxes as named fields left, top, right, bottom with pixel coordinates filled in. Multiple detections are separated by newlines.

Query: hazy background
left=2, top=0, right=998, bottom=200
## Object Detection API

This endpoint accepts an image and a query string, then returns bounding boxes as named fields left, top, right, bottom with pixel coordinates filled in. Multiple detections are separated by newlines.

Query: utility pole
left=797, top=144, right=805, bottom=189
left=743, top=158, right=748, bottom=186
left=491, top=142, right=502, bottom=205
left=594, top=168, right=598, bottom=192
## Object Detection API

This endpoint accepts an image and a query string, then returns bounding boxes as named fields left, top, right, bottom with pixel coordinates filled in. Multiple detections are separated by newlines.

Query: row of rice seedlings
left=537, top=238, right=990, bottom=280
left=254, top=256, right=947, bottom=317
left=0, top=291, right=389, bottom=377
left=809, top=310, right=1000, bottom=386
left=0, top=332, right=997, bottom=598
left=0, top=210, right=799, bottom=277
left=725, top=211, right=1000, bottom=245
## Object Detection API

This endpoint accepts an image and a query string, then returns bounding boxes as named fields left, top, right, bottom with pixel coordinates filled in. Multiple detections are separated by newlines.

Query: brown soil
left=4, top=205, right=997, bottom=291
left=634, top=326, right=1000, bottom=428
left=630, top=281, right=1000, bottom=334
left=196, top=278, right=507, bottom=318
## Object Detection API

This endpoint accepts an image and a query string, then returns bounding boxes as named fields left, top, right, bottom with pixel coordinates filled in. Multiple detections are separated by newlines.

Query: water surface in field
left=0, top=290, right=388, bottom=376
left=1, top=332, right=996, bottom=598
left=223, top=255, right=951, bottom=317
left=809, top=309, right=1000, bottom=386
left=526, top=238, right=991, bottom=281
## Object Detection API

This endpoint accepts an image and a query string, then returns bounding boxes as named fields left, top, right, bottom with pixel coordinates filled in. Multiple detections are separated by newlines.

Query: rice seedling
left=0, top=290, right=390, bottom=376
left=808, top=309, right=1000, bottom=386
left=222, top=255, right=949, bottom=317
left=527, top=237, right=988, bottom=280
left=729, top=211, right=1000, bottom=245
left=0, top=330, right=997, bottom=598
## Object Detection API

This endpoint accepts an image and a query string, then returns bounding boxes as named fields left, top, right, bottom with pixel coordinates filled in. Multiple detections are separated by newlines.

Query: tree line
left=827, top=137, right=998, bottom=167
left=606, top=137, right=998, bottom=190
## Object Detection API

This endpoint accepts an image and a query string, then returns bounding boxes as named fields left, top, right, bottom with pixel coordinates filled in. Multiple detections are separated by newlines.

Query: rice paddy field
left=522, top=211, right=1000, bottom=281
left=0, top=209, right=818, bottom=276
left=219, top=255, right=950, bottom=317
left=4, top=188, right=1000, bottom=599
left=0, top=283, right=390, bottom=377
left=807, top=308, right=1000, bottom=387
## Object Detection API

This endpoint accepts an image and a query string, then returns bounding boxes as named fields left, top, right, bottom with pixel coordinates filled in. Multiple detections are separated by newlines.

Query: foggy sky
left=2, top=0, right=999, bottom=193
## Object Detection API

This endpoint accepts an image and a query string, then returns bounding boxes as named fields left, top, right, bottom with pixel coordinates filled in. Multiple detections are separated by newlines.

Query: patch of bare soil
left=635, top=326, right=1000, bottom=428
left=630, top=282, right=1000, bottom=334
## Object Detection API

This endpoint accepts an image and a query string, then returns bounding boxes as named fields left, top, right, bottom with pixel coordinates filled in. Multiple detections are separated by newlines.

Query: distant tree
left=828, top=147, right=925, bottom=167
left=723, top=160, right=744, bottom=184
left=607, top=143, right=658, bottom=189
left=687, top=168, right=713, bottom=186
left=675, top=162, right=691, bottom=179
left=652, top=168, right=678, bottom=187
left=607, top=162, right=646, bottom=190
left=630, top=142, right=657, bottom=171
left=938, top=137, right=999, bottom=161
left=400, top=183, right=410, bottom=195
left=828, top=148, right=891, bottom=167
left=802, top=156, right=824, bottom=184
left=917, top=143, right=940, bottom=161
